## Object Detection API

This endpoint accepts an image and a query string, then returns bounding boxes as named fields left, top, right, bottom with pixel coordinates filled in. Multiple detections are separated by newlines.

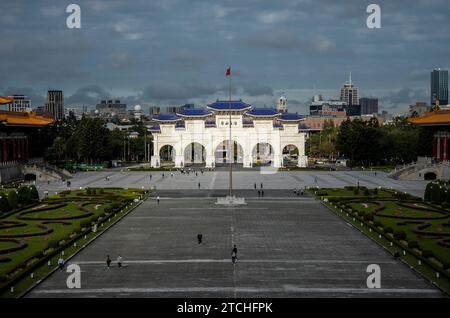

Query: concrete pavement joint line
left=69, top=259, right=399, bottom=265
left=32, top=287, right=441, bottom=294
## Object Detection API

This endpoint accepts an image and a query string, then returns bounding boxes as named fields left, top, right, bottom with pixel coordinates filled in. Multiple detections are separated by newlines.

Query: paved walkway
left=37, top=170, right=428, bottom=198
left=27, top=190, right=442, bottom=298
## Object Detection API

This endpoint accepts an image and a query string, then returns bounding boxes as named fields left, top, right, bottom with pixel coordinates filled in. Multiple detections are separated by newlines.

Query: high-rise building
left=95, top=99, right=128, bottom=121
left=6, top=95, right=31, bottom=112
left=431, top=68, right=448, bottom=106
left=360, top=97, right=378, bottom=115
left=340, top=73, right=359, bottom=106
left=45, top=90, right=64, bottom=120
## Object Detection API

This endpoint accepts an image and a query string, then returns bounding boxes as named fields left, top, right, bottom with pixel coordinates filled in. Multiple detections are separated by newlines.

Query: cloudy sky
left=0, top=0, right=449, bottom=114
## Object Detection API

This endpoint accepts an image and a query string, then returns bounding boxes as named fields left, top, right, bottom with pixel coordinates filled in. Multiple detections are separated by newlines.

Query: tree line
left=306, top=117, right=433, bottom=167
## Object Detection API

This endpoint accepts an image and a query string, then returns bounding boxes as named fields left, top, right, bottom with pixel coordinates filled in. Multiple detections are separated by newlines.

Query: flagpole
left=228, top=67, right=232, bottom=198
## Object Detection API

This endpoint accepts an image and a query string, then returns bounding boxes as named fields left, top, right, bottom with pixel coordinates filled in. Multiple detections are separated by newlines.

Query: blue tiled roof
left=273, top=122, right=283, bottom=128
left=177, top=108, right=211, bottom=117
left=207, top=100, right=251, bottom=110
left=279, top=112, right=304, bottom=121
left=148, top=124, right=160, bottom=131
left=153, top=113, right=179, bottom=121
left=246, top=108, right=279, bottom=117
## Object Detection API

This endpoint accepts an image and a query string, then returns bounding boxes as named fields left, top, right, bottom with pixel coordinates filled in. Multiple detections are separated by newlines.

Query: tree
left=17, top=187, right=32, bottom=205
left=8, top=191, right=18, bottom=210
left=0, top=193, right=11, bottom=214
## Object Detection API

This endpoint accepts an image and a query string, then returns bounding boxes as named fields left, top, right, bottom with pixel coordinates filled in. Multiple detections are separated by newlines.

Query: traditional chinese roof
left=207, top=100, right=251, bottom=111
left=246, top=108, right=279, bottom=117
left=147, top=124, right=160, bottom=132
left=278, top=112, right=304, bottom=122
left=0, top=110, right=53, bottom=127
left=0, top=96, right=13, bottom=105
left=152, top=113, right=179, bottom=122
left=177, top=108, right=211, bottom=117
left=408, top=109, right=450, bottom=126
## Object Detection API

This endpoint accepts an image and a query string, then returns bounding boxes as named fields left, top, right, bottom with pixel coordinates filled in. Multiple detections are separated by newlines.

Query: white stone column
left=298, top=155, right=308, bottom=167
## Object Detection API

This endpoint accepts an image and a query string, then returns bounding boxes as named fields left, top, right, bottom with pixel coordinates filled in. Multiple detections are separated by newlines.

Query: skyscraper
left=360, top=97, right=379, bottom=115
left=6, top=95, right=31, bottom=112
left=340, top=73, right=359, bottom=106
left=431, top=68, right=448, bottom=106
left=45, top=90, right=64, bottom=120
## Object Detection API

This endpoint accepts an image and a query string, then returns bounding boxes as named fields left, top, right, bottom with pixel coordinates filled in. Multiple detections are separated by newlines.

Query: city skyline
left=1, top=0, right=449, bottom=114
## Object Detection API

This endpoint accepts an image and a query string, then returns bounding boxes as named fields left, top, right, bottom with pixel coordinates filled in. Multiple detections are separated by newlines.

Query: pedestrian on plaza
left=106, top=255, right=111, bottom=268
left=198, top=182, right=201, bottom=189
left=231, top=245, right=238, bottom=264
left=261, top=190, right=264, bottom=197
left=157, top=196, right=160, bottom=204
left=171, top=172, right=174, bottom=178
left=117, top=255, right=123, bottom=268
left=149, top=174, right=152, bottom=180
left=58, top=257, right=65, bottom=271
left=314, top=177, right=317, bottom=183
left=254, top=183, right=257, bottom=189
left=258, top=190, right=261, bottom=197
left=197, top=233, right=203, bottom=244
left=300, top=190, right=304, bottom=196
left=162, top=173, right=165, bottom=178
left=260, top=183, right=263, bottom=189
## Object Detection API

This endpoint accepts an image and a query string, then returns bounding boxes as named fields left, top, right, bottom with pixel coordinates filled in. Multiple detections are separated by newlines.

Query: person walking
left=117, top=255, right=123, bottom=268
left=198, top=182, right=201, bottom=189
left=261, top=190, right=264, bottom=197
left=149, top=174, right=152, bottom=180
left=106, top=255, right=111, bottom=268
left=258, top=190, right=261, bottom=197
left=260, top=183, right=263, bottom=189
left=254, top=183, right=257, bottom=190
left=197, top=233, right=203, bottom=244
left=58, top=257, right=65, bottom=271
left=231, top=245, right=238, bottom=264
left=156, top=196, right=160, bottom=205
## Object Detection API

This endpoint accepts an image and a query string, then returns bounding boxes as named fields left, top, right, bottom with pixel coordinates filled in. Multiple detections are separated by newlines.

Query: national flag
left=226, top=67, right=231, bottom=76
left=0, top=96, right=13, bottom=104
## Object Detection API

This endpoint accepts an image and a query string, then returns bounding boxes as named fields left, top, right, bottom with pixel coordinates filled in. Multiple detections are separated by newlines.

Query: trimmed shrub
left=408, top=241, right=419, bottom=249
left=363, top=189, right=371, bottom=196
left=364, top=213, right=374, bottom=222
left=384, top=226, right=393, bottom=234
left=353, top=188, right=360, bottom=195
left=17, top=186, right=32, bottom=205
left=421, top=250, right=434, bottom=258
left=394, top=230, right=407, bottom=241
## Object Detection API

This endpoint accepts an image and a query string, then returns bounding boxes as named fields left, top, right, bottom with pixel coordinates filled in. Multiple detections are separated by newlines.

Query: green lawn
left=0, top=188, right=148, bottom=296
left=313, top=187, right=450, bottom=294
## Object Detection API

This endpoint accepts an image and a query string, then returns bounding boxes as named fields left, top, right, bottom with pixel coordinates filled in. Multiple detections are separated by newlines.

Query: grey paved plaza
left=27, top=170, right=444, bottom=297
left=37, top=169, right=428, bottom=198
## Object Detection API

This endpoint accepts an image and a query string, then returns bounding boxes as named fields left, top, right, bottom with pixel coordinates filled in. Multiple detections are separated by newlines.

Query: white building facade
left=149, top=100, right=308, bottom=168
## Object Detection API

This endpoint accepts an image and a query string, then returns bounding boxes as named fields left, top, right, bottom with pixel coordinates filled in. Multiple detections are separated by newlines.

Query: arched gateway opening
left=282, top=144, right=299, bottom=167
left=159, top=145, right=176, bottom=167
left=252, top=143, right=274, bottom=166
left=215, top=140, right=243, bottom=165
left=184, top=142, right=206, bottom=167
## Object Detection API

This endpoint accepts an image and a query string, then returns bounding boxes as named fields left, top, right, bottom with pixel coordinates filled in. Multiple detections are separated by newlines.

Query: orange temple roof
left=0, top=110, right=54, bottom=127
left=408, top=109, right=450, bottom=126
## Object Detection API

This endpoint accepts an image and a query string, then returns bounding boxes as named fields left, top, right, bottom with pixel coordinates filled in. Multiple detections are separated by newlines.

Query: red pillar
left=444, top=137, right=448, bottom=161
left=433, top=137, right=437, bottom=160
left=26, top=138, right=29, bottom=161
left=3, top=140, right=7, bottom=162
left=440, top=137, right=444, bottom=161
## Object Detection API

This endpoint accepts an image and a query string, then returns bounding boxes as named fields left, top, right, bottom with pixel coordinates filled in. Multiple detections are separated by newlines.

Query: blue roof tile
left=246, top=108, right=279, bottom=117
left=177, top=108, right=211, bottom=117
left=279, top=112, right=304, bottom=121
left=207, top=100, right=251, bottom=110
left=153, top=113, right=179, bottom=121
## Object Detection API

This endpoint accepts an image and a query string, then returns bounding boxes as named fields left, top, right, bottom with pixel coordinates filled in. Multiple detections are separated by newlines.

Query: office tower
left=45, top=90, right=64, bottom=120
left=7, top=95, right=31, bottom=112
left=340, top=73, right=359, bottom=106
left=360, top=97, right=379, bottom=115
left=431, top=68, right=448, bottom=105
